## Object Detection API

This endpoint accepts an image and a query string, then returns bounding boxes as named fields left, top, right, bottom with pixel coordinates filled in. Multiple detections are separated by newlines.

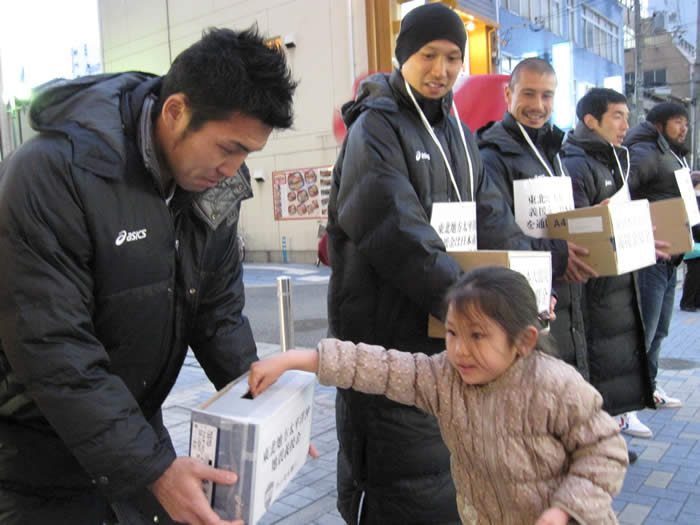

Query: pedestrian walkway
left=162, top=264, right=700, bottom=525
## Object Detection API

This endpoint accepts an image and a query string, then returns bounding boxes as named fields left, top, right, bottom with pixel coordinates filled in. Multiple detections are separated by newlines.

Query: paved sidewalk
left=163, top=264, right=700, bottom=525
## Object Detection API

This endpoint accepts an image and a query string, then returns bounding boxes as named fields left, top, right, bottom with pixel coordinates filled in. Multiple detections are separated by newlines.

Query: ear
left=160, top=93, right=190, bottom=134
left=504, top=84, right=512, bottom=106
left=653, top=122, right=664, bottom=135
left=517, top=325, right=538, bottom=356
left=583, top=114, right=597, bottom=130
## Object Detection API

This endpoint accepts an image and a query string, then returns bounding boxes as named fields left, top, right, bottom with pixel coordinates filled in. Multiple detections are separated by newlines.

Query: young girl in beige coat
left=249, top=266, right=628, bottom=525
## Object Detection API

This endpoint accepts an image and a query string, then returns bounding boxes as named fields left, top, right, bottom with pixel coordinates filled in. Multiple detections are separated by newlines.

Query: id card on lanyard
left=513, top=177, right=574, bottom=238
left=431, top=202, right=478, bottom=251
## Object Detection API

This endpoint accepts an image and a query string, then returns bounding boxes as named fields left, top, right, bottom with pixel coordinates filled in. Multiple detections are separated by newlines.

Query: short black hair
left=576, top=88, right=627, bottom=122
left=157, top=26, right=297, bottom=132
left=646, top=102, right=688, bottom=126
left=509, top=57, right=556, bottom=89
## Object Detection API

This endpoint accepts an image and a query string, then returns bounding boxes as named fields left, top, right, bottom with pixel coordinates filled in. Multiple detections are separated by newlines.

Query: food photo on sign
left=272, top=165, right=332, bottom=220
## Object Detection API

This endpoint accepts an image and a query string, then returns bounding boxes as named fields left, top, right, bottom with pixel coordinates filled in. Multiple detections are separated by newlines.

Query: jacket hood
left=563, top=121, right=626, bottom=159
left=476, top=112, right=565, bottom=156
left=624, top=121, right=664, bottom=150
left=29, top=72, right=159, bottom=178
left=341, top=69, right=454, bottom=128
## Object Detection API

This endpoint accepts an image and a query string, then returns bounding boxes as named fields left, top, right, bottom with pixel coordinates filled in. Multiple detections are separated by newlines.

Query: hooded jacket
left=561, top=124, right=655, bottom=415
left=624, top=120, right=687, bottom=202
left=477, top=113, right=586, bottom=377
left=326, top=70, right=533, bottom=524
left=0, top=73, right=257, bottom=504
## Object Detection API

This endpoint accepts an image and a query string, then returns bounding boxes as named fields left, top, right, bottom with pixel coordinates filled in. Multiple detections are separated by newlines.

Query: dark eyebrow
left=223, top=140, right=252, bottom=153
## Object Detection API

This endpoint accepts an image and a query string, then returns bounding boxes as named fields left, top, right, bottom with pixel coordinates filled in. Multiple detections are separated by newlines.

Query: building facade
left=497, top=0, right=625, bottom=130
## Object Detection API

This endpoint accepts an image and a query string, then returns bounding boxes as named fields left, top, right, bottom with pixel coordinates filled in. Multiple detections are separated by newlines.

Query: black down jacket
left=561, top=123, right=655, bottom=415
left=0, top=73, right=257, bottom=506
left=327, top=70, right=534, bottom=525
left=476, top=113, right=587, bottom=376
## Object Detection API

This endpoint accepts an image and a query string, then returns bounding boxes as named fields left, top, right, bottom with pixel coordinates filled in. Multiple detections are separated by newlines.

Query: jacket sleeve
left=316, top=338, right=446, bottom=416
left=478, top=146, right=569, bottom=278
left=564, top=156, right=597, bottom=208
left=190, top=216, right=258, bottom=390
left=335, top=111, right=463, bottom=320
left=0, top=139, right=175, bottom=499
left=550, top=373, right=628, bottom=524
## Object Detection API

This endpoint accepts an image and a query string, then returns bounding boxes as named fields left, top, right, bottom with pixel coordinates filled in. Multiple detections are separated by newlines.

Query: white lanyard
left=669, top=149, right=689, bottom=169
left=403, top=78, right=474, bottom=202
left=612, top=145, right=630, bottom=184
left=516, top=121, right=557, bottom=178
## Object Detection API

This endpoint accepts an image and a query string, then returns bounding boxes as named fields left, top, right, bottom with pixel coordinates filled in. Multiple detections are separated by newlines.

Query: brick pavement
left=163, top=267, right=700, bottom=525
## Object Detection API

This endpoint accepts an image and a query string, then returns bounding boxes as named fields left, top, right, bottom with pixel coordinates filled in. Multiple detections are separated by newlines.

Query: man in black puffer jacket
left=0, top=28, right=296, bottom=525
left=560, top=88, right=655, bottom=443
left=625, top=103, right=689, bottom=417
left=476, top=58, right=597, bottom=377
left=327, top=5, right=543, bottom=524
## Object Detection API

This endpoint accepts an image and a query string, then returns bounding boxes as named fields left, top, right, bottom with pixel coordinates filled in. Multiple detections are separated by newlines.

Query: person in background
left=680, top=172, right=700, bottom=312
left=625, top=103, right=689, bottom=415
left=249, top=266, right=628, bottom=525
left=0, top=27, right=297, bottom=525
left=560, top=88, right=656, bottom=443
left=326, top=4, right=541, bottom=523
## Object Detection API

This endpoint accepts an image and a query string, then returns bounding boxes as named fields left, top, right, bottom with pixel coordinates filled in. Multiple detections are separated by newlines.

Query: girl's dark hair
left=157, top=26, right=298, bottom=132
left=445, top=266, right=556, bottom=356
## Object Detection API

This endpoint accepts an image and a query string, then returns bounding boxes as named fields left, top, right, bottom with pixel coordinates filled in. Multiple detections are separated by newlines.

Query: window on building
left=582, top=5, right=621, bottom=64
left=624, top=27, right=634, bottom=49
left=643, top=69, right=666, bottom=87
left=506, top=0, right=562, bottom=35
left=567, top=0, right=577, bottom=43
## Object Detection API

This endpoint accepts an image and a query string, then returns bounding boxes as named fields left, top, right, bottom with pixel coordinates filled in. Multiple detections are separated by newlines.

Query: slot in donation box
left=546, top=199, right=656, bottom=276
left=428, top=250, right=552, bottom=338
left=190, top=370, right=315, bottom=524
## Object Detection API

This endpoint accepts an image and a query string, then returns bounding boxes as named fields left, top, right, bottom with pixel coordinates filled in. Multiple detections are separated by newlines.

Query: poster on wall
left=273, top=165, right=333, bottom=220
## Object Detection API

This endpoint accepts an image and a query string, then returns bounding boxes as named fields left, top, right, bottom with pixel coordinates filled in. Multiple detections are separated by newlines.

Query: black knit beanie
left=395, top=3, right=467, bottom=67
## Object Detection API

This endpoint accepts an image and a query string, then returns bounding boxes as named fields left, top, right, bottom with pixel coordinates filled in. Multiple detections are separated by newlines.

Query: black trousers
left=681, top=259, right=700, bottom=308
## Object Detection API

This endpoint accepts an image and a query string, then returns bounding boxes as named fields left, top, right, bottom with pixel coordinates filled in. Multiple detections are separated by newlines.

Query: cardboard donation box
left=428, top=250, right=552, bottom=338
left=649, top=198, right=693, bottom=255
left=546, top=199, right=656, bottom=276
left=190, top=371, right=315, bottom=524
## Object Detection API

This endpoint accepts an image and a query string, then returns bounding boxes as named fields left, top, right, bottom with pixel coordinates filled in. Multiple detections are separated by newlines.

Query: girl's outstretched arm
left=248, top=349, right=319, bottom=397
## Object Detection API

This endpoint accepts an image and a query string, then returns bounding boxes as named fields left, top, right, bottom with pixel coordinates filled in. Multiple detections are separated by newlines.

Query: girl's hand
left=248, top=354, right=291, bottom=397
left=535, top=507, right=569, bottom=525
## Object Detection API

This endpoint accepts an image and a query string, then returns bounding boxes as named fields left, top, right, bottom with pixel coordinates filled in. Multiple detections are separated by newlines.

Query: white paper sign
left=608, top=184, right=631, bottom=204
left=507, top=253, right=553, bottom=314
left=514, top=177, right=574, bottom=238
left=430, top=202, right=477, bottom=251
left=675, top=168, right=700, bottom=226
left=609, top=200, right=656, bottom=274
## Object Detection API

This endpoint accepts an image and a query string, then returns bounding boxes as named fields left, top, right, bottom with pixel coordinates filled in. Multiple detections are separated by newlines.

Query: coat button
left=189, top=288, right=196, bottom=295
left=98, top=475, right=109, bottom=485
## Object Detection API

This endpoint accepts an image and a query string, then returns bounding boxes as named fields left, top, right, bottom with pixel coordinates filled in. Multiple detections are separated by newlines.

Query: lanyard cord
left=403, top=78, right=473, bottom=202
left=611, top=145, right=630, bottom=185
left=669, top=149, right=689, bottom=169
left=516, top=121, right=556, bottom=177
left=451, top=102, right=475, bottom=201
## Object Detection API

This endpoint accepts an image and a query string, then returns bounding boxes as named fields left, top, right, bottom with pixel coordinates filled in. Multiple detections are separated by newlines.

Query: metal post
left=277, top=276, right=295, bottom=352
left=693, top=0, right=700, bottom=169
left=633, top=0, right=644, bottom=125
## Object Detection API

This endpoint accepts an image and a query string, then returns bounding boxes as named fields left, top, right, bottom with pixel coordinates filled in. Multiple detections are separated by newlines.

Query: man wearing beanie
left=625, top=102, right=690, bottom=414
left=326, top=3, right=533, bottom=523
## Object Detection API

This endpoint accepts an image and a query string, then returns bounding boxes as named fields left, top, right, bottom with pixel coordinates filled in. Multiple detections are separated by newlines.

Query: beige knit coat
left=316, top=339, right=628, bottom=525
